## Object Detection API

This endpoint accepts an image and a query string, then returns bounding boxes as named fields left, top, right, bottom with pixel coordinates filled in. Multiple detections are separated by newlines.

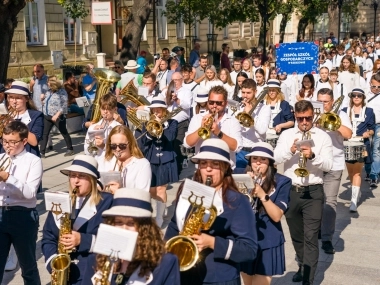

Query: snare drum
left=343, top=141, right=366, bottom=161
left=266, top=133, right=279, bottom=149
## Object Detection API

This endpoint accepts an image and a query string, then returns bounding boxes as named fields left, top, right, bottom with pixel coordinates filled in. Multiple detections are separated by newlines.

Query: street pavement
left=2, top=132, right=380, bottom=284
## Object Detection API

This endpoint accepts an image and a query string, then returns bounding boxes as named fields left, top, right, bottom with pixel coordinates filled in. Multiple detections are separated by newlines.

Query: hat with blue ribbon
left=5, top=81, right=30, bottom=96
left=60, top=154, right=100, bottom=179
left=245, top=142, right=275, bottom=162
left=191, top=138, right=232, bottom=165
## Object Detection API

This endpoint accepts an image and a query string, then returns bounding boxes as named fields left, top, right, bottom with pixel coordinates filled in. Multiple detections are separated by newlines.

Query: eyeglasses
left=0, top=139, right=23, bottom=146
left=109, top=143, right=129, bottom=150
left=207, top=100, right=224, bottom=106
left=370, top=85, right=380, bottom=89
left=69, top=173, right=88, bottom=179
left=295, top=116, right=313, bottom=122
left=351, top=94, right=363, bottom=98
left=33, top=70, right=42, bottom=73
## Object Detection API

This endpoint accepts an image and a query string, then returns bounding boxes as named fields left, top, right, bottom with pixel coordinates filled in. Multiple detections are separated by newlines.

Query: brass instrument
left=119, top=81, right=150, bottom=106
left=50, top=187, right=78, bottom=285
left=87, top=119, right=109, bottom=156
left=197, top=110, right=216, bottom=140
left=251, top=168, right=263, bottom=199
left=236, top=87, right=269, bottom=128
left=104, top=153, right=123, bottom=193
left=0, top=153, right=11, bottom=171
left=294, top=127, right=311, bottom=177
left=95, top=260, right=111, bottom=285
left=319, top=95, right=344, bottom=131
left=91, top=68, right=121, bottom=123
left=237, top=182, right=253, bottom=205
left=0, top=106, right=18, bottom=137
left=166, top=177, right=217, bottom=271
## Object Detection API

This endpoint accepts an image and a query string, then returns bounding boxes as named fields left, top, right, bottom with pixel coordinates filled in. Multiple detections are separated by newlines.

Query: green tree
left=278, top=0, right=300, bottom=43
left=58, top=0, right=89, bottom=65
left=296, top=0, right=328, bottom=41
left=328, top=0, right=360, bottom=38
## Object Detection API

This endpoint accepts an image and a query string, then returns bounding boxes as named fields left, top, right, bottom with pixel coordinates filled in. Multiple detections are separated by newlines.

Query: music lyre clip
left=51, top=202, right=62, bottom=216
left=109, top=249, right=120, bottom=262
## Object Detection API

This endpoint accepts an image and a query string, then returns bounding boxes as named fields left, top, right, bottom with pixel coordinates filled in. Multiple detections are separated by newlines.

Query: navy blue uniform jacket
left=256, top=173, right=291, bottom=249
left=342, top=107, right=375, bottom=163
left=42, top=192, right=113, bottom=285
left=136, top=119, right=178, bottom=164
left=272, top=101, right=294, bottom=133
left=1, top=109, right=44, bottom=157
left=165, top=189, right=258, bottom=284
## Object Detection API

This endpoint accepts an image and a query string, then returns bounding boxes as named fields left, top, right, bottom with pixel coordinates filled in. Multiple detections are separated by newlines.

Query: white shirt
left=324, top=110, right=352, bottom=170
left=366, top=91, right=380, bottom=123
left=0, top=150, right=42, bottom=208
left=157, top=70, right=168, bottom=90
left=199, top=79, right=224, bottom=91
left=338, top=71, right=360, bottom=93
left=353, top=56, right=365, bottom=67
left=168, top=86, right=192, bottom=123
left=84, top=119, right=121, bottom=156
left=283, top=76, right=298, bottom=107
left=320, top=60, right=333, bottom=71
left=230, top=70, right=241, bottom=84
left=97, top=155, right=151, bottom=192
left=183, top=81, right=199, bottom=106
left=314, top=80, right=331, bottom=98
left=120, top=72, right=140, bottom=89
left=364, top=58, right=374, bottom=73
left=223, top=83, right=235, bottom=100
left=333, top=82, right=349, bottom=110
left=332, top=54, right=345, bottom=68
left=234, top=103, right=271, bottom=146
left=274, top=127, right=333, bottom=185
left=256, top=83, right=267, bottom=96
left=184, top=110, right=243, bottom=168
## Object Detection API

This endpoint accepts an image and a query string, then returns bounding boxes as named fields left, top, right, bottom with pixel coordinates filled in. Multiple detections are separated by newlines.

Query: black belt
left=0, top=206, right=35, bottom=211
left=292, top=184, right=322, bottom=193
left=241, top=147, right=253, bottom=152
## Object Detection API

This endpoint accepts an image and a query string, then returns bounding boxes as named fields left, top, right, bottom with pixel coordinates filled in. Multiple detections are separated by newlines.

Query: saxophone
left=165, top=177, right=217, bottom=271
left=50, top=187, right=78, bottom=285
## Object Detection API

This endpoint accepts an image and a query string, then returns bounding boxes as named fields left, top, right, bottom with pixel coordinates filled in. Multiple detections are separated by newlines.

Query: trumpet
left=294, top=126, right=311, bottom=177
left=87, top=118, right=109, bottom=156
left=166, top=177, right=217, bottom=271
left=251, top=168, right=263, bottom=199
left=197, top=110, right=216, bottom=140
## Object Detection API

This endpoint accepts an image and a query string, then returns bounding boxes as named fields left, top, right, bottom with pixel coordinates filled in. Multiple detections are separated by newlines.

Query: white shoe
left=5, top=246, right=18, bottom=271
left=350, top=186, right=360, bottom=212
left=155, top=201, right=166, bottom=228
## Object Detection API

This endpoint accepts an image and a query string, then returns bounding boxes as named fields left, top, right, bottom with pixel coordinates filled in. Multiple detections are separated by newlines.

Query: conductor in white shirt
left=274, top=100, right=333, bottom=285
left=184, top=85, right=242, bottom=168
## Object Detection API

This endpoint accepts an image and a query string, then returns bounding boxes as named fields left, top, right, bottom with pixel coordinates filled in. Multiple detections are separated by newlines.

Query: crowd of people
left=0, top=36, right=379, bottom=285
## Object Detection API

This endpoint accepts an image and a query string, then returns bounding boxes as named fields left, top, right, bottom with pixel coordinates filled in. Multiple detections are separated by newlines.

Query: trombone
left=319, top=95, right=344, bottom=131
left=0, top=153, right=11, bottom=171
left=236, top=88, right=268, bottom=128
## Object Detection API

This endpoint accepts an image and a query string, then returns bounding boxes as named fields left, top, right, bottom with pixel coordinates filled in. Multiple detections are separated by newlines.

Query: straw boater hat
left=148, top=95, right=167, bottom=108
left=5, top=81, right=30, bottom=96
left=245, top=142, right=275, bottom=162
left=124, top=60, right=140, bottom=70
left=191, top=139, right=232, bottom=165
left=102, top=188, right=153, bottom=218
left=266, top=79, right=281, bottom=89
left=60, top=154, right=100, bottom=179
left=195, top=87, right=209, bottom=103
left=349, top=87, right=365, bottom=98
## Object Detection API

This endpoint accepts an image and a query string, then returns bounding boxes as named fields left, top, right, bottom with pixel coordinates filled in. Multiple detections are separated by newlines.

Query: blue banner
left=276, top=42, right=319, bottom=75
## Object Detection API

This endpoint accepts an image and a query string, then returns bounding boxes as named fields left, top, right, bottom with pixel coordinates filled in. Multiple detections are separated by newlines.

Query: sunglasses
left=109, top=143, right=129, bottom=150
left=207, top=100, right=224, bottom=106
left=295, top=116, right=313, bottom=122
left=351, top=94, right=363, bottom=98
left=370, top=85, right=380, bottom=89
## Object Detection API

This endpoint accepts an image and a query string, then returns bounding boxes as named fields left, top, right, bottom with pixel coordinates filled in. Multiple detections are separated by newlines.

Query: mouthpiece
left=205, top=176, right=212, bottom=186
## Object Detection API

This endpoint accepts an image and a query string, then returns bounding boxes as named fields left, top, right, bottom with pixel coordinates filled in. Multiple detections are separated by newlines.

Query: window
left=177, top=18, right=185, bottom=39
left=223, top=26, right=228, bottom=39
left=24, top=0, right=46, bottom=45
left=64, top=16, right=81, bottom=44
left=141, top=25, right=147, bottom=41
left=208, top=21, right=214, bottom=34
left=156, top=0, right=167, bottom=39
left=193, top=19, right=199, bottom=39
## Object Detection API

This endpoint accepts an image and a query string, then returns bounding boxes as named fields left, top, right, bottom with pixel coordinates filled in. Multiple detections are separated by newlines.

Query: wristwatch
left=217, top=131, right=224, bottom=139
left=261, top=194, right=270, bottom=202
left=310, top=152, right=316, bottom=160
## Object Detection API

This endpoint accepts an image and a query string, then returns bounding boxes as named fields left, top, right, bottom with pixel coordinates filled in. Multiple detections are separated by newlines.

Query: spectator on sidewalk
left=81, top=63, right=97, bottom=100
left=221, top=43, right=232, bottom=72
left=136, top=50, right=147, bottom=74
left=64, top=71, right=84, bottom=115
left=189, top=41, right=201, bottom=67
left=30, top=63, right=48, bottom=112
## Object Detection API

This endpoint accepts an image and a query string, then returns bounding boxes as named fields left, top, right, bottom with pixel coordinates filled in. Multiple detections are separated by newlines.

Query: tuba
left=50, top=187, right=78, bottom=285
left=294, top=127, right=311, bottom=178
left=166, top=177, right=217, bottom=271
left=236, top=87, right=269, bottom=128
left=90, top=69, right=121, bottom=123
left=119, top=81, right=150, bottom=106
left=318, top=94, right=344, bottom=131
left=197, top=110, right=216, bottom=140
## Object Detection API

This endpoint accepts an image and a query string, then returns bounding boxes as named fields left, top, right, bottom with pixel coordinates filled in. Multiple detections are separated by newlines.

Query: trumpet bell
left=294, top=167, right=310, bottom=178
left=236, top=112, right=254, bottom=128
left=165, top=236, right=199, bottom=271
left=146, top=120, right=163, bottom=138
left=320, top=113, right=342, bottom=132
left=198, top=127, right=211, bottom=140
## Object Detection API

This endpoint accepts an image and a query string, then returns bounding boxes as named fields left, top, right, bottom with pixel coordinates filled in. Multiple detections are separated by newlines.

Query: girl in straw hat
left=42, top=155, right=113, bottom=284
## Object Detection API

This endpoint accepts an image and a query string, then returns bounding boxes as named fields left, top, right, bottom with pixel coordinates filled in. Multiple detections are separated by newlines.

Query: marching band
left=2, top=41, right=380, bottom=285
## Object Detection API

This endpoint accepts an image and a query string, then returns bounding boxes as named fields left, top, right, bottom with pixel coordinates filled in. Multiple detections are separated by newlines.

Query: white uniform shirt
left=97, top=155, right=152, bottom=192
left=183, top=81, right=199, bottom=106
left=0, top=150, right=42, bottom=208
left=333, top=82, right=349, bottom=110
left=224, top=83, right=235, bottom=100
left=366, top=91, right=380, bottom=123
left=199, top=79, right=224, bottom=91
left=313, top=80, right=332, bottom=98
left=84, top=119, right=121, bottom=156
left=320, top=60, right=333, bottom=71
left=184, top=110, right=242, bottom=168
left=168, top=86, right=192, bottom=123
left=256, top=83, right=267, bottom=96
left=332, top=54, right=345, bottom=68
left=274, top=127, right=333, bottom=185
left=157, top=70, right=168, bottom=90
left=324, top=110, right=352, bottom=170
left=338, top=71, right=360, bottom=93
left=235, top=103, right=271, bottom=146
left=230, top=70, right=241, bottom=84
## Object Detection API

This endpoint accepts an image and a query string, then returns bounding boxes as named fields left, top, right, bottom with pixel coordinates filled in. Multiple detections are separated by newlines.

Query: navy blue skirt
left=150, top=159, right=179, bottom=187
left=240, top=243, right=285, bottom=276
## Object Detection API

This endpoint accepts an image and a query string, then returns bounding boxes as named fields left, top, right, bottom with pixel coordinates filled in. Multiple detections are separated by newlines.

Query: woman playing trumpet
left=97, top=125, right=151, bottom=193
left=42, top=155, right=113, bottom=284
left=165, top=139, right=258, bottom=285
left=241, top=142, right=291, bottom=285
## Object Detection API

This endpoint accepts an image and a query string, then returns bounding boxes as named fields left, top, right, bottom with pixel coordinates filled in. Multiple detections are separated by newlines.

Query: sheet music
left=232, top=174, right=254, bottom=189
left=138, top=86, right=149, bottom=97
left=93, top=224, right=138, bottom=261
left=88, top=129, right=105, bottom=140
left=0, top=104, right=8, bottom=115
left=75, top=97, right=90, bottom=108
left=136, top=110, right=150, bottom=121
left=44, top=191, right=71, bottom=214
left=99, top=171, right=122, bottom=186
left=180, top=179, right=215, bottom=208
left=310, top=100, right=324, bottom=114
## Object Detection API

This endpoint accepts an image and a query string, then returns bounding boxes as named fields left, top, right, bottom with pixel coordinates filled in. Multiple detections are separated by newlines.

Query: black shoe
left=370, top=179, right=378, bottom=188
left=292, top=267, right=303, bottom=282
left=365, top=174, right=371, bottom=181
left=321, top=241, right=335, bottom=254
left=40, top=153, right=45, bottom=158
left=64, top=150, right=74, bottom=157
